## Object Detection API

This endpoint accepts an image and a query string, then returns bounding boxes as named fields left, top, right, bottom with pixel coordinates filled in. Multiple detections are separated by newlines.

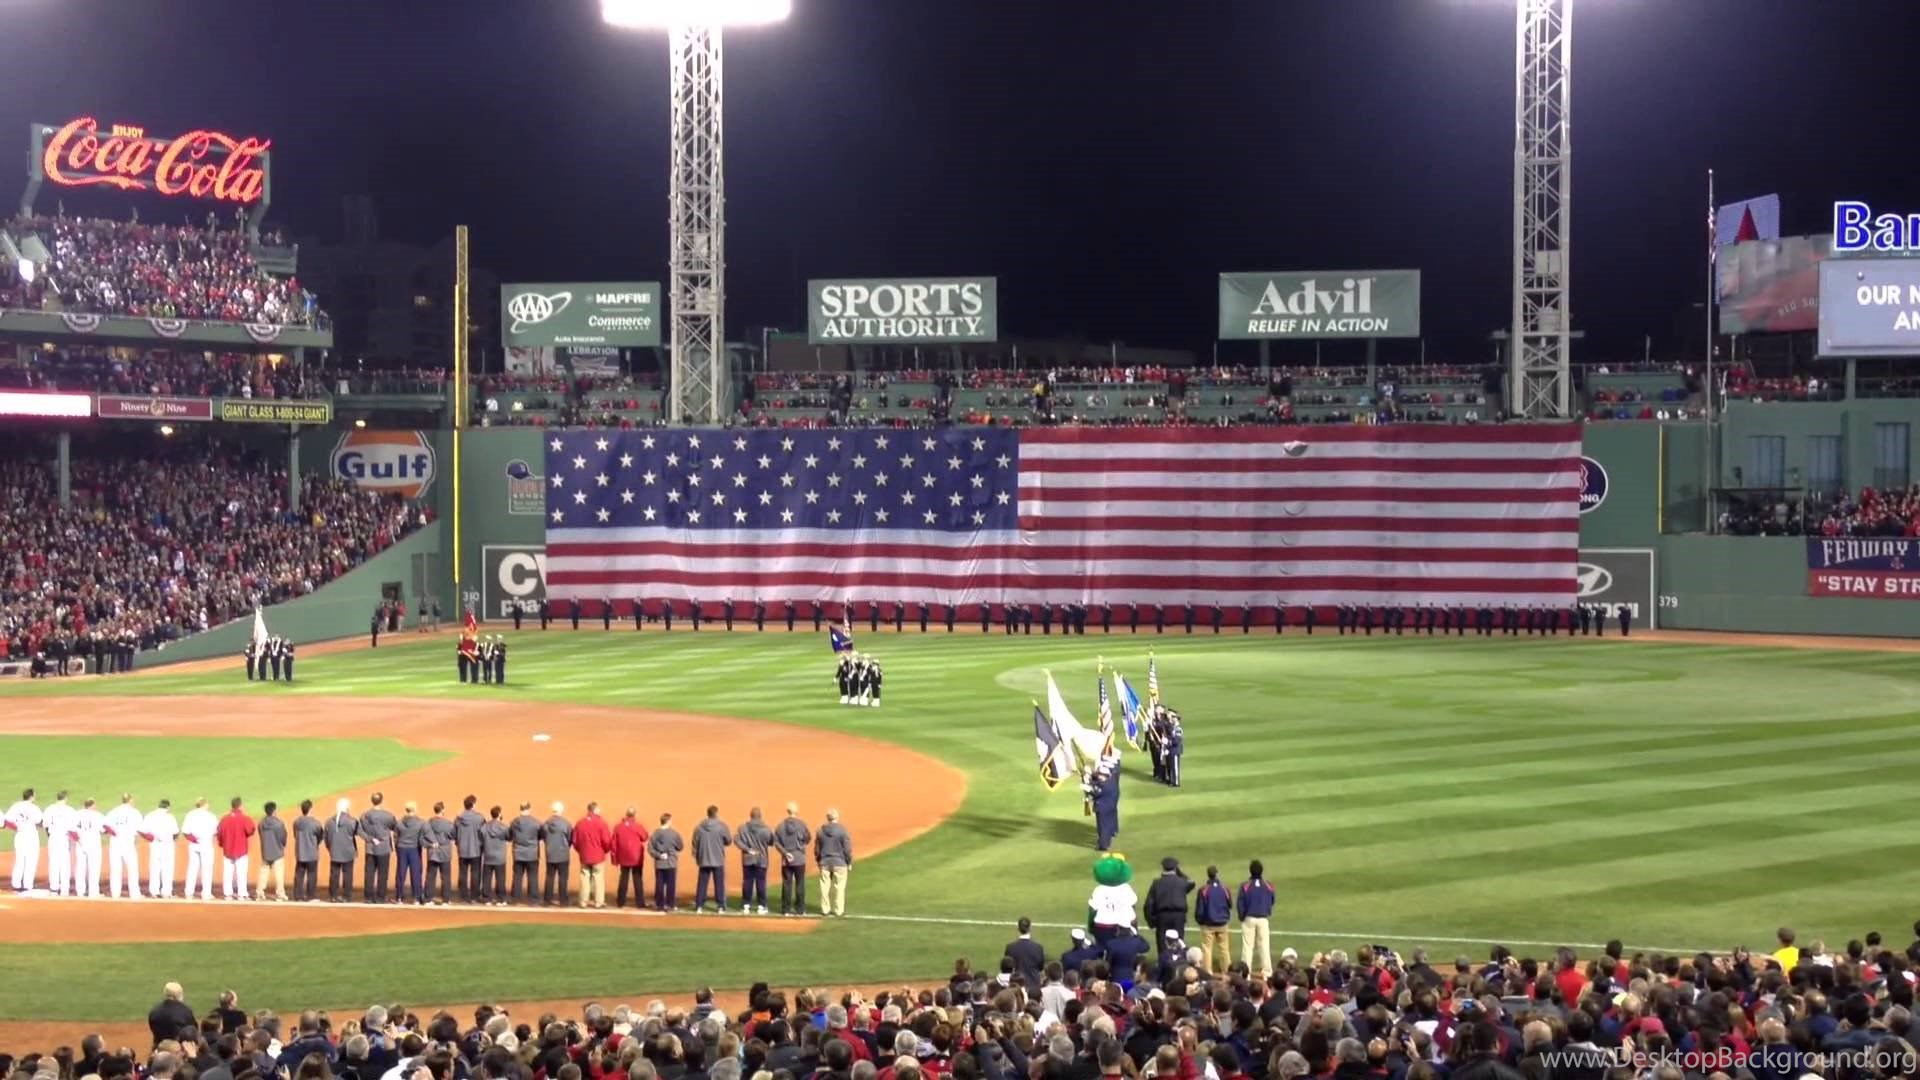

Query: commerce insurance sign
left=807, top=277, right=998, bottom=344
left=501, top=282, right=662, bottom=349
left=1218, top=269, right=1421, bottom=340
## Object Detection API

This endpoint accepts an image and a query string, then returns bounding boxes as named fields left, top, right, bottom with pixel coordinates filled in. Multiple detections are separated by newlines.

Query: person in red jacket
left=612, top=808, right=649, bottom=910
left=216, top=797, right=257, bottom=901
left=572, top=801, right=616, bottom=910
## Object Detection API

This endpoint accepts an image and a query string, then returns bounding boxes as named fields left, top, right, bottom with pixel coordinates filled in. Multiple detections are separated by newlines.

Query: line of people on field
left=2, top=788, right=856, bottom=917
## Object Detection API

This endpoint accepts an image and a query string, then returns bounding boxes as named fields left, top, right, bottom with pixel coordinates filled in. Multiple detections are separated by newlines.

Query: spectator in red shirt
left=216, top=797, right=258, bottom=901
left=611, top=807, right=648, bottom=910
left=571, top=801, right=615, bottom=910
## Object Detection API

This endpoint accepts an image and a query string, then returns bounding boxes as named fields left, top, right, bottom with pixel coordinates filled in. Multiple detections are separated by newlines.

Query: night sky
left=4, top=0, right=1917, bottom=359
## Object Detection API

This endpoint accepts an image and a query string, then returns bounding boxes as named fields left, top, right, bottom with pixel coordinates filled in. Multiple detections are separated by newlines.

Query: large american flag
left=543, top=423, right=1582, bottom=608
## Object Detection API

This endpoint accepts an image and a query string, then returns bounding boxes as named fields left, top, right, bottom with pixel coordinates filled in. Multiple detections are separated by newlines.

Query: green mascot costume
left=1087, top=853, right=1137, bottom=943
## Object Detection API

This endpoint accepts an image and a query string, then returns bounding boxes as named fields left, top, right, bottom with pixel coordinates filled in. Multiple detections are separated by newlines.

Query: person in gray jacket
left=815, top=809, right=854, bottom=917
left=358, top=792, right=398, bottom=904
left=423, top=802, right=455, bottom=905
left=508, top=802, right=542, bottom=905
left=394, top=801, right=426, bottom=905
left=291, top=799, right=322, bottom=902
left=648, top=811, right=684, bottom=911
left=453, top=795, right=485, bottom=903
left=735, top=807, right=775, bottom=915
left=774, top=803, right=812, bottom=917
left=323, top=798, right=358, bottom=903
left=691, top=805, right=733, bottom=914
left=540, top=802, right=573, bottom=907
left=255, top=802, right=289, bottom=902
left=481, top=806, right=510, bottom=905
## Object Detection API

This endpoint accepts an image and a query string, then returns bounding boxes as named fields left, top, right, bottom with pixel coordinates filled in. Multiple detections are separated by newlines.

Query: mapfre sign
left=36, top=117, right=270, bottom=205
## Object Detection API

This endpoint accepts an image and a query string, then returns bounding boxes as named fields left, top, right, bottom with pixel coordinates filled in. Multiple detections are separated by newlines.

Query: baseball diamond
left=8, top=7, right=1920, bottom=1080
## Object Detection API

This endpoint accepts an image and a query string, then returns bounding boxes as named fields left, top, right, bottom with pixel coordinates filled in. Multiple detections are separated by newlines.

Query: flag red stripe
left=546, top=540, right=1577, bottom=563
left=546, top=567, right=1576, bottom=594
left=1022, top=455, right=1580, bottom=475
left=1017, top=423, right=1582, bottom=445
left=1018, top=484, right=1575, bottom=504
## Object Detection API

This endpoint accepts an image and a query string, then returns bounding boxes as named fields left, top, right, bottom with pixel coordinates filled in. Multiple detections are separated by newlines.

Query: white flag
left=1045, top=670, right=1106, bottom=768
left=252, top=608, right=270, bottom=650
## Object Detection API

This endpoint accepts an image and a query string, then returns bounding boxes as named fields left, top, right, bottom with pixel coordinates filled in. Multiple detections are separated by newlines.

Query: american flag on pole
left=1095, top=669, right=1117, bottom=758
left=1147, top=654, right=1160, bottom=706
left=542, top=424, right=1582, bottom=607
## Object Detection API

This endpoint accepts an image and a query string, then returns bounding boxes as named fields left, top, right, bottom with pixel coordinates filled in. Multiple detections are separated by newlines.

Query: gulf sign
left=332, top=430, right=436, bottom=498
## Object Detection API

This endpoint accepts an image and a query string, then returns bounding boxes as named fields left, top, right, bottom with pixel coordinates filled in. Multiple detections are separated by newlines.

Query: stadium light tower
left=1509, top=0, right=1573, bottom=419
left=602, top=0, right=792, bottom=425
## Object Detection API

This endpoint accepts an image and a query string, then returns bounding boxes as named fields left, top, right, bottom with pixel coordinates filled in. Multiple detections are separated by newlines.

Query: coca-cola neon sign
left=40, top=117, right=269, bottom=205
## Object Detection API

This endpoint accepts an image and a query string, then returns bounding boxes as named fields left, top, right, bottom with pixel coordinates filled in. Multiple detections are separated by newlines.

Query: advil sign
left=332, top=430, right=436, bottom=499
left=39, top=117, right=269, bottom=205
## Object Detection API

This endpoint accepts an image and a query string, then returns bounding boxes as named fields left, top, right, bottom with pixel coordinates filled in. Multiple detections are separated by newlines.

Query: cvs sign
left=483, top=544, right=547, bottom=618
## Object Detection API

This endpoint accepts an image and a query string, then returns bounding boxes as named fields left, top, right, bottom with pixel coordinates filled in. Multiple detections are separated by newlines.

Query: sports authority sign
left=1817, top=258, right=1920, bottom=358
left=30, top=117, right=270, bottom=205
left=1576, top=548, right=1657, bottom=628
left=1218, top=270, right=1421, bottom=339
left=483, top=544, right=548, bottom=618
left=1805, top=538, right=1920, bottom=599
left=807, top=277, right=998, bottom=344
left=95, top=394, right=213, bottom=422
left=501, top=283, right=662, bottom=348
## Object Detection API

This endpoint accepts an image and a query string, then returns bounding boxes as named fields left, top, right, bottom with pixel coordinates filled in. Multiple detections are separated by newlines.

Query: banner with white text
left=1218, top=269, right=1421, bottom=340
left=807, top=277, right=998, bottom=344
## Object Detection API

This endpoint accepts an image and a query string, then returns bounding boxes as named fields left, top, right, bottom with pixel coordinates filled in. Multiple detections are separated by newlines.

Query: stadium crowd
left=1717, top=486, right=1920, bottom=539
left=0, top=347, right=316, bottom=400
left=0, top=439, right=430, bottom=667
left=4, top=902, right=1919, bottom=1080
left=2, top=215, right=319, bottom=327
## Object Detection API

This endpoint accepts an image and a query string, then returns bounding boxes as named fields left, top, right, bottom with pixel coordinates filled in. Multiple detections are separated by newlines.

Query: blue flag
left=1115, top=672, right=1144, bottom=748
left=829, top=625, right=855, bottom=653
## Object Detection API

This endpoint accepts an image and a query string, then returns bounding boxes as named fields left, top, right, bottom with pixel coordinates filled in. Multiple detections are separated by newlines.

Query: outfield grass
left=2, top=628, right=1918, bottom=1021
left=0, top=736, right=445, bottom=855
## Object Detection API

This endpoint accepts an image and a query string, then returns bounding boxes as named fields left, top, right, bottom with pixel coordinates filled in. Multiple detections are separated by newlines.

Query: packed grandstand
left=4, top=927, right=1919, bottom=1080
left=0, top=435, right=430, bottom=665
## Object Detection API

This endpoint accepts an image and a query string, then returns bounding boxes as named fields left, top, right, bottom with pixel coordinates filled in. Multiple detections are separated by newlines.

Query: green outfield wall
left=141, top=527, right=441, bottom=667
left=1578, top=401, right=1920, bottom=639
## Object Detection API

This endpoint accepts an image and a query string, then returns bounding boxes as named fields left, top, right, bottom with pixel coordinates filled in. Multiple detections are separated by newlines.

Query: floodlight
left=600, top=0, right=791, bottom=28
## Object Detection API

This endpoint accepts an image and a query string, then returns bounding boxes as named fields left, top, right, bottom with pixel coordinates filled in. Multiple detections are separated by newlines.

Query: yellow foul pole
left=452, top=225, right=469, bottom=602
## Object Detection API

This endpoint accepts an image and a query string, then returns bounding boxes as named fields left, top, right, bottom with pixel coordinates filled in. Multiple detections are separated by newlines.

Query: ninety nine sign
left=501, top=283, right=662, bottom=349
left=807, top=277, right=998, bottom=344
left=218, top=399, right=333, bottom=425
left=96, top=394, right=214, bottom=422
left=1218, top=270, right=1422, bottom=340
left=38, top=117, right=270, bottom=205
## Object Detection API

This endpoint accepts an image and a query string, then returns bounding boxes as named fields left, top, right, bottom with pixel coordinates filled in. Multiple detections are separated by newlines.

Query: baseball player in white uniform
left=103, top=794, right=145, bottom=899
left=71, top=798, right=104, bottom=897
left=181, top=797, right=218, bottom=900
left=5, top=788, right=42, bottom=892
left=41, top=792, right=76, bottom=897
left=142, top=799, right=180, bottom=898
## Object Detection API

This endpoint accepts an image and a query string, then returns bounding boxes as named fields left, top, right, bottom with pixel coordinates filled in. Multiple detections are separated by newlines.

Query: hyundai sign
left=1817, top=259, right=1920, bottom=358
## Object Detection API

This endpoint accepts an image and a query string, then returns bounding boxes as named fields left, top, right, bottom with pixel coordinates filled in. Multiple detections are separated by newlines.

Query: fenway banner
left=96, top=394, right=214, bottom=422
left=807, top=277, right=997, bottom=344
left=1806, top=538, right=1920, bottom=599
left=1218, top=270, right=1421, bottom=340
left=1717, top=235, right=1829, bottom=335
